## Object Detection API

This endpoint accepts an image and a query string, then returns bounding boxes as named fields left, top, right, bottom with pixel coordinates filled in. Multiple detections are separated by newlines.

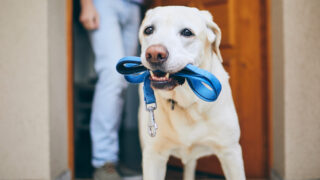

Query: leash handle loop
left=174, top=64, right=222, bottom=102
left=116, top=56, right=156, bottom=105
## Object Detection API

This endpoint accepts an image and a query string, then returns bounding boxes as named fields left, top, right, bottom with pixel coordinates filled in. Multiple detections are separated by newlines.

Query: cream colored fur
left=138, top=6, right=245, bottom=180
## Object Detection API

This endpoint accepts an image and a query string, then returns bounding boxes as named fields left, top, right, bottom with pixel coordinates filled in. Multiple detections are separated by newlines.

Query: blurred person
left=80, top=0, right=143, bottom=179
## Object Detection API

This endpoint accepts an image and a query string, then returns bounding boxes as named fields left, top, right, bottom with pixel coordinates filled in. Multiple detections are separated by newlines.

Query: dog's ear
left=200, top=10, right=222, bottom=62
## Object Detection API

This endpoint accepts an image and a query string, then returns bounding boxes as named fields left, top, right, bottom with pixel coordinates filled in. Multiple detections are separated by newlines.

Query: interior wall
left=0, top=0, right=68, bottom=179
left=48, top=0, right=68, bottom=178
left=271, top=0, right=320, bottom=179
left=0, top=0, right=50, bottom=178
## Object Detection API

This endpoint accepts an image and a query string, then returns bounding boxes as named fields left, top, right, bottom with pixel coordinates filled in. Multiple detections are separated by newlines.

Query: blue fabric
left=116, top=56, right=222, bottom=105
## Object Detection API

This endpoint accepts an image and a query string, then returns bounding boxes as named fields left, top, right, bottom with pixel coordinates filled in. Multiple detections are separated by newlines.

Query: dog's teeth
left=165, top=73, right=169, bottom=79
left=150, top=71, right=171, bottom=81
left=150, top=71, right=155, bottom=78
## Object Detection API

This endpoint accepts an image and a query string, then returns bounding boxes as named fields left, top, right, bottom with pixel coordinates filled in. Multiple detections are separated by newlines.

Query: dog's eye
left=144, top=26, right=154, bottom=35
left=180, top=28, right=194, bottom=37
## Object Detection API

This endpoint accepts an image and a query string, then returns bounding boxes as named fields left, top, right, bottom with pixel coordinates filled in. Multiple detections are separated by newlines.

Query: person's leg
left=89, top=0, right=126, bottom=168
left=119, top=1, right=141, bottom=56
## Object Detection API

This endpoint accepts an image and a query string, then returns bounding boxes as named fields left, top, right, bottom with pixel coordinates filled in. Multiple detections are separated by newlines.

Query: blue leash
left=116, top=56, right=222, bottom=136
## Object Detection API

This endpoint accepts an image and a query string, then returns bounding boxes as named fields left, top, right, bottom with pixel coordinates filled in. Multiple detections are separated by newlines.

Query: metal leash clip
left=146, top=103, right=158, bottom=137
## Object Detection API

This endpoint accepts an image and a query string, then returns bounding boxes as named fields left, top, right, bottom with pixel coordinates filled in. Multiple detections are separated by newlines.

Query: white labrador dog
left=138, top=6, right=245, bottom=180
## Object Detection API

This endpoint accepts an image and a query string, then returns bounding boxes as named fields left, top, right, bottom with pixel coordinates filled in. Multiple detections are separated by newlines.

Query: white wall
left=48, top=0, right=68, bottom=178
left=272, top=0, right=320, bottom=179
left=0, top=0, right=68, bottom=179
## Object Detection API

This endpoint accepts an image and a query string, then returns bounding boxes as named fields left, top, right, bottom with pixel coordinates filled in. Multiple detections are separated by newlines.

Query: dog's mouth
left=149, top=70, right=185, bottom=90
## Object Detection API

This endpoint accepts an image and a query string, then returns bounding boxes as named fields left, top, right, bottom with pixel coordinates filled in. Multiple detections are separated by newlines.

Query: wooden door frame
left=264, top=0, right=273, bottom=173
left=66, top=0, right=74, bottom=177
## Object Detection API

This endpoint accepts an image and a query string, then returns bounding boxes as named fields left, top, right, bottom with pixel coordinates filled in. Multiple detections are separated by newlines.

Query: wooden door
left=151, top=0, right=271, bottom=178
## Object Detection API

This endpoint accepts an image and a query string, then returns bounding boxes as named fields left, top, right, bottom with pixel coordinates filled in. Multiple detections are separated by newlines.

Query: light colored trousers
left=89, top=0, right=140, bottom=168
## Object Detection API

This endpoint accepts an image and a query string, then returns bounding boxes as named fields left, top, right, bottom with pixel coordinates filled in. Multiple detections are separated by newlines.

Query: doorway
left=67, top=0, right=271, bottom=178
left=70, top=1, right=142, bottom=178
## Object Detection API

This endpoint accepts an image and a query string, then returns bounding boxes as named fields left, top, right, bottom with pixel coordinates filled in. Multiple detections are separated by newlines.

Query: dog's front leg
left=142, top=148, right=169, bottom=180
left=183, top=159, right=197, bottom=180
left=217, top=143, right=246, bottom=180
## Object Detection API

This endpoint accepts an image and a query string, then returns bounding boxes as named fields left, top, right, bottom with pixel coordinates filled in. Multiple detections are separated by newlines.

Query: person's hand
left=79, top=0, right=99, bottom=30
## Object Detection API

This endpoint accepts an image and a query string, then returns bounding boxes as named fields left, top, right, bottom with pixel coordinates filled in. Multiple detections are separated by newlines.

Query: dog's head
left=139, top=6, right=222, bottom=90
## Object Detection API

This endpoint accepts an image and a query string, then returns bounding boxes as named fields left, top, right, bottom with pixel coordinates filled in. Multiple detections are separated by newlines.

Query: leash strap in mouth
left=116, top=56, right=222, bottom=137
left=116, top=56, right=222, bottom=103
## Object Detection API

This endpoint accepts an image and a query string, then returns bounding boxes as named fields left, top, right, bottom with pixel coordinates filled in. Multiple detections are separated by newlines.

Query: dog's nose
left=145, top=44, right=169, bottom=65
